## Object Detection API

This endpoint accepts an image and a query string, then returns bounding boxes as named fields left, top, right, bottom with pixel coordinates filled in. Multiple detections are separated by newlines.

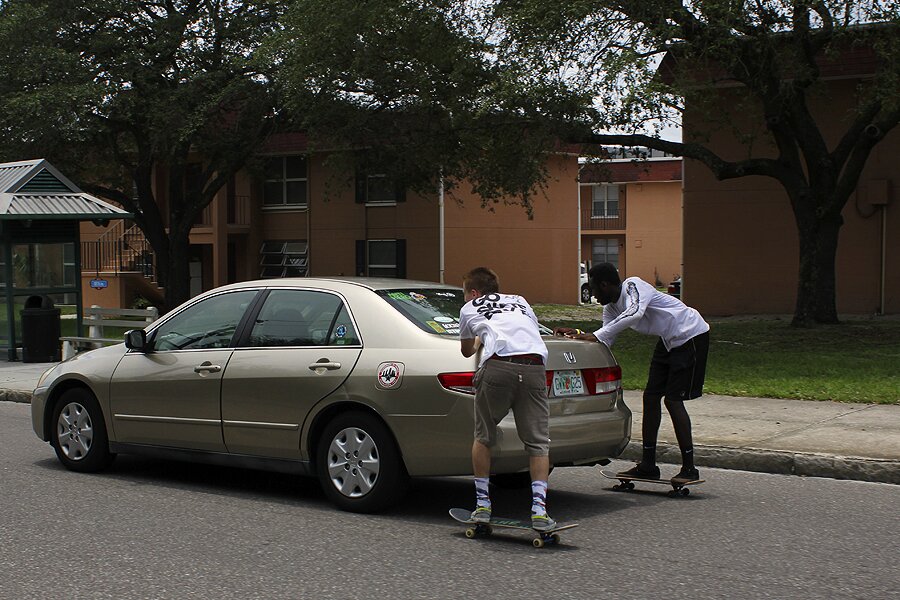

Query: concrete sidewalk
left=1, top=359, right=898, bottom=484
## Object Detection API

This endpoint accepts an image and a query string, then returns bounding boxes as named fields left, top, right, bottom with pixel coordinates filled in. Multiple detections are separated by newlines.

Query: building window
left=591, top=184, right=619, bottom=218
left=259, top=241, right=308, bottom=278
left=355, top=239, right=406, bottom=278
left=355, top=173, right=405, bottom=205
left=263, top=156, right=308, bottom=207
left=591, top=238, right=619, bottom=270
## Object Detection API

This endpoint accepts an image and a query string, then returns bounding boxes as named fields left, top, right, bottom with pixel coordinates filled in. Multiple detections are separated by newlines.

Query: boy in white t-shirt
left=458, top=267, right=555, bottom=530
left=556, top=263, right=710, bottom=484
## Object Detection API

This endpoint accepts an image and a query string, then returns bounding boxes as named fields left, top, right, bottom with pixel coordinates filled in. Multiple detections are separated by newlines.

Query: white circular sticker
left=377, top=362, right=404, bottom=389
left=434, top=316, right=455, bottom=323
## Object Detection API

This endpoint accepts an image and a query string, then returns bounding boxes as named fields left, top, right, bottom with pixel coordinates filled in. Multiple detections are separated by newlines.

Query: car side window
left=153, top=290, right=258, bottom=351
left=248, top=289, right=349, bottom=347
left=328, top=305, right=359, bottom=346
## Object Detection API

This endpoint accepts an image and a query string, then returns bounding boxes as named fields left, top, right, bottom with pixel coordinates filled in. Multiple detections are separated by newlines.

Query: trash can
left=21, top=295, right=61, bottom=363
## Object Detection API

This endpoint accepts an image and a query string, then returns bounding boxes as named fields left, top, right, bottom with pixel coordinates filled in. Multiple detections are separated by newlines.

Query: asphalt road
left=2, top=401, right=898, bottom=600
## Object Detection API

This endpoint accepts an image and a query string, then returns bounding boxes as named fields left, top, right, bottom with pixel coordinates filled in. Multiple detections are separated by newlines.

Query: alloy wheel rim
left=56, top=402, right=93, bottom=460
left=326, top=427, right=380, bottom=498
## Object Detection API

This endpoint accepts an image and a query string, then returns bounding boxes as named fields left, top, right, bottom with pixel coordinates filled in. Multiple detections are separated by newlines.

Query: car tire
left=580, top=284, right=592, bottom=304
left=50, top=388, right=115, bottom=473
left=316, top=411, right=409, bottom=513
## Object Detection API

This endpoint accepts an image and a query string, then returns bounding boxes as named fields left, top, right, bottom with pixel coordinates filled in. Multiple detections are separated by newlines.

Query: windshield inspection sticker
left=377, top=362, right=404, bottom=389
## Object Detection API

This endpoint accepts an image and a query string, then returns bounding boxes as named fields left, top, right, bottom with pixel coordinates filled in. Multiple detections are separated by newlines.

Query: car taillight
left=438, top=372, right=476, bottom=394
left=580, top=366, right=622, bottom=395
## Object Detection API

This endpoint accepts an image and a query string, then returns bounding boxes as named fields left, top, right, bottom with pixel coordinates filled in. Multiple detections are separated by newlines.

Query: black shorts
left=645, top=332, right=709, bottom=401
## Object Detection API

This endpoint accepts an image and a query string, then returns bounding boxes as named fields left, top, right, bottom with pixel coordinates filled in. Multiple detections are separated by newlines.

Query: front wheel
left=51, top=388, right=115, bottom=472
left=580, top=284, right=592, bottom=303
left=316, top=411, right=408, bottom=513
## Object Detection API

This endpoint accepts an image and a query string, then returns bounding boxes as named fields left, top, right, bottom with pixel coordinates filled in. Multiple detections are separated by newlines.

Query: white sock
left=531, top=480, right=548, bottom=516
left=474, top=477, right=491, bottom=509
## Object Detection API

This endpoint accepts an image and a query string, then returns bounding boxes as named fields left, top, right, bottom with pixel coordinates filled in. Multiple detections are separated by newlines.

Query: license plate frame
left=552, top=370, right=584, bottom=397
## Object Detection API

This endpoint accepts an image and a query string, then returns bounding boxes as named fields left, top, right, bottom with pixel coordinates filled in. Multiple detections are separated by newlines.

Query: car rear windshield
left=377, top=288, right=465, bottom=336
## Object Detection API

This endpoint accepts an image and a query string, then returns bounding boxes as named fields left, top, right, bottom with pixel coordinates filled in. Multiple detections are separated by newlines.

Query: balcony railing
left=81, top=226, right=156, bottom=281
left=581, top=208, right=626, bottom=231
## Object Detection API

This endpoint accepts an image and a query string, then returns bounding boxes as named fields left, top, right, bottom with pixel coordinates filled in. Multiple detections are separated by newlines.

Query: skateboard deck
left=449, top=508, right=578, bottom=548
left=600, top=470, right=705, bottom=497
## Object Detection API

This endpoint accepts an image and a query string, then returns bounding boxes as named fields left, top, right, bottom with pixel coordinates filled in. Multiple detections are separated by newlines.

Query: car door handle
left=194, top=362, right=222, bottom=373
left=308, top=361, right=341, bottom=371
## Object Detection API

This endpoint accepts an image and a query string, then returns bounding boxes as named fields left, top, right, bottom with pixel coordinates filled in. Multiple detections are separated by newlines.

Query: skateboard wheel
left=533, top=538, right=545, bottom=548
left=681, top=488, right=690, bottom=497
left=667, top=489, right=678, bottom=498
left=465, top=528, right=476, bottom=539
left=625, top=482, right=635, bottom=491
left=551, top=534, right=560, bottom=544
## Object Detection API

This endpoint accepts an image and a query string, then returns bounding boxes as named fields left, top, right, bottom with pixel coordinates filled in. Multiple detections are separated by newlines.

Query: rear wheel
left=316, top=411, right=408, bottom=513
left=50, top=388, right=115, bottom=472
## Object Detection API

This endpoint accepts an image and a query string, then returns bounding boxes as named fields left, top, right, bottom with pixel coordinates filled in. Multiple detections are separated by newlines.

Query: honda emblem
left=563, top=352, right=577, bottom=364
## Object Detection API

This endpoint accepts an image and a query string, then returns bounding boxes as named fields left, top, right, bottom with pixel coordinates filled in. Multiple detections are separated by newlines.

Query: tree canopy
left=0, top=0, right=282, bottom=309
left=0, top=0, right=896, bottom=322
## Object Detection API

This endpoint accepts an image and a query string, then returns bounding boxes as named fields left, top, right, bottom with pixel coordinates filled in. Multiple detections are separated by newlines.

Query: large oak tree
left=495, top=0, right=900, bottom=325
left=0, top=0, right=282, bottom=310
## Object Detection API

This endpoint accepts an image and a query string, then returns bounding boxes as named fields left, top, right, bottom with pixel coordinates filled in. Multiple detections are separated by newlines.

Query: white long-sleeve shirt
left=592, top=277, right=709, bottom=351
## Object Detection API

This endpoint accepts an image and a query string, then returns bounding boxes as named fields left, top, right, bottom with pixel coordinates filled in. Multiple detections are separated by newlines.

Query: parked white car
left=580, top=262, right=592, bottom=303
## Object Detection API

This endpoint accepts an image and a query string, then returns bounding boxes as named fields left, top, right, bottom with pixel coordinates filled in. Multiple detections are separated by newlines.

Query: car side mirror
left=124, top=329, right=150, bottom=352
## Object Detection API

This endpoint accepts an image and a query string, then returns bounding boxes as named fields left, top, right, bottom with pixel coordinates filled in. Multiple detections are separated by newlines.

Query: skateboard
left=600, top=470, right=705, bottom=497
left=448, top=507, right=579, bottom=548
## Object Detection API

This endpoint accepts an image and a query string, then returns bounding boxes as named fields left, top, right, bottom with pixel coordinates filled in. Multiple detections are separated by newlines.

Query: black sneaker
left=671, top=467, right=700, bottom=484
left=617, top=463, right=661, bottom=480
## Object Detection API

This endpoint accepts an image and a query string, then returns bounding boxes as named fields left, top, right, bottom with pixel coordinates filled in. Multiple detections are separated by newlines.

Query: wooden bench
left=60, top=305, right=159, bottom=359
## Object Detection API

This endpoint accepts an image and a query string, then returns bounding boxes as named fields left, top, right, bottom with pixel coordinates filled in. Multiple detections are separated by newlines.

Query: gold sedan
left=31, top=278, right=631, bottom=512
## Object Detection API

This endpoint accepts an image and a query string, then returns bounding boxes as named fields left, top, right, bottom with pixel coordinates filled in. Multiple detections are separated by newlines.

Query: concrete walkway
left=2, top=359, right=898, bottom=484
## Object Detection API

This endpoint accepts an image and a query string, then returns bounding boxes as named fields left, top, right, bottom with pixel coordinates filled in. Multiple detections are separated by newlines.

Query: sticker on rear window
left=426, top=320, right=446, bottom=333
left=433, top=316, right=455, bottom=323
left=335, top=324, right=347, bottom=338
left=388, top=292, right=410, bottom=300
left=410, top=292, right=426, bottom=302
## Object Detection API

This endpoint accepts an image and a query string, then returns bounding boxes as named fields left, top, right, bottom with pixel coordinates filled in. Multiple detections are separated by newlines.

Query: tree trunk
left=791, top=208, right=842, bottom=327
left=163, top=233, right=193, bottom=310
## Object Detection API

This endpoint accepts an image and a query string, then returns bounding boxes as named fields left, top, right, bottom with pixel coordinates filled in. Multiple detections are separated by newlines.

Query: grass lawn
left=537, top=304, right=900, bottom=405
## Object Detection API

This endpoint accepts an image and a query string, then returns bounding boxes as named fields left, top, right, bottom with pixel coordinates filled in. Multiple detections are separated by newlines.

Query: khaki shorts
left=473, top=359, right=550, bottom=456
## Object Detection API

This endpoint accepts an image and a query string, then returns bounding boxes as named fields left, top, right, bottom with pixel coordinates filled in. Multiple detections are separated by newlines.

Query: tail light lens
left=438, top=372, right=476, bottom=394
left=581, top=365, right=622, bottom=395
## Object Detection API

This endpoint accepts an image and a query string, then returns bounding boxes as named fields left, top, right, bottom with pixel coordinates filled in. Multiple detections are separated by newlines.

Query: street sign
left=90, top=278, right=108, bottom=289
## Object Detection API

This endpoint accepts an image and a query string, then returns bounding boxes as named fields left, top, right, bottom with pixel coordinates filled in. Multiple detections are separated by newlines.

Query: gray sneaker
left=471, top=506, right=492, bottom=523
left=531, top=514, right=557, bottom=531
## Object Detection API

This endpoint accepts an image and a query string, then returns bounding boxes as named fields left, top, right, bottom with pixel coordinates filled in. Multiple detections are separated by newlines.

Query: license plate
left=552, top=370, right=584, bottom=397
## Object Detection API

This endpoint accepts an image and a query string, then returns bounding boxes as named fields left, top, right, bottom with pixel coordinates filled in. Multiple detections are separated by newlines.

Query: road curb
left=622, top=442, right=900, bottom=485
left=0, top=390, right=31, bottom=404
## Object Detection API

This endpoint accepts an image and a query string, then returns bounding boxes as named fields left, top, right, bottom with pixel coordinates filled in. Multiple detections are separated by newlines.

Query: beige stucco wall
left=224, top=153, right=580, bottom=304
left=444, top=154, right=581, bottom=304
left=624, top=180, right=683, bottom=286
left=683, top=80, right=899, bottom=315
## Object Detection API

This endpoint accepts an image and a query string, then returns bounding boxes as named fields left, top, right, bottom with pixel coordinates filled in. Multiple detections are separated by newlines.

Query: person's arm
left=554, top=326, right=600, bottom=341
left=592, top=280, right=652, bottom=346
left=460, top=336, right=481, bottom=357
